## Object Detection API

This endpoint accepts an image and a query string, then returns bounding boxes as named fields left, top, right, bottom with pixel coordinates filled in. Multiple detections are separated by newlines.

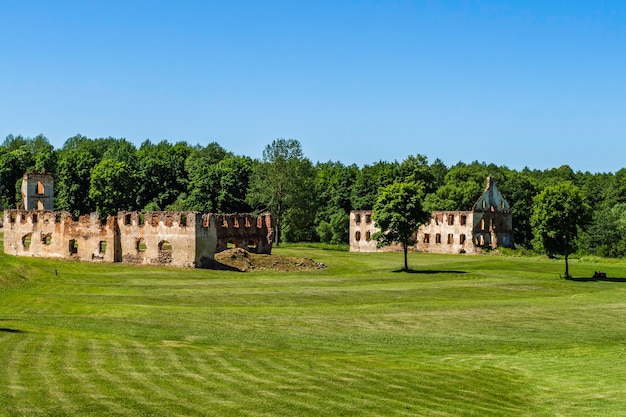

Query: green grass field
left=1, top=234, right=626, bottom=416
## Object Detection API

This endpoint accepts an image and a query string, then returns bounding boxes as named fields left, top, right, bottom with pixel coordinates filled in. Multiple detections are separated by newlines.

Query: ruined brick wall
left=349, top=177, right=514, bottom=254
left=349, top=210, right=383, bottom=252
left=21, top=172, right=54, bottom=211
left=117, top=211, right=214, bottom=268
left=214, top=213, right=273, bottom=254
left=3, top=210, right=270, bottom=268
left=350, top=210, right=479, bottom=254
left=3, top=210, right=116, bottom=262
left=414, top=211, right=478, bottom=254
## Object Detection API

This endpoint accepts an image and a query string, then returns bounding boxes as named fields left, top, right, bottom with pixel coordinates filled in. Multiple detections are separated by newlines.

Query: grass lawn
left=1, top=234, right=626, bottom=416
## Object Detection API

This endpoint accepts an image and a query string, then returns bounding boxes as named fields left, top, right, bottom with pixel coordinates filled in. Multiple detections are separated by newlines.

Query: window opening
left=355, top=231, right=361, bottom=241
left=460, top=215, right=467, bottom=225
left=37, top=181, right=45, bottom=195
left=69, top=239, right=78, bottom=254
left=423, top=233, right=430, bottom=243
left=460, top=234, right=466, bottom=245
left=481, top=218, right=486, bottom=231
left=22, top=234, right=32, bottom=249
left=32, top=213, right=38, bottom=223
left=124, top=214, right=131, bottom=225
left=181, top=214, right=187, bottom=227
left=447, top=215, right=454, bottom=225
left=99, top=241, right=107, bottom=254
left=365, top=231, right=371, bottom=241
left=365, top=214, right=372, bottom=223
left=447, top=234, right=454, bottom=244
left=137, top=238, right=147, bottom=253
left=139, top=213, right=145, bottom=225
left=435, top=233, right=441, bottom=244
left=10, top=213, right=16, bottom=223
left=55, top=213, right=62, bottom=223
left=158, top=240, right=173, bottom=263
left=355, top=214, right=361, bottom=224
left=42, top=234, right=52, bottom=245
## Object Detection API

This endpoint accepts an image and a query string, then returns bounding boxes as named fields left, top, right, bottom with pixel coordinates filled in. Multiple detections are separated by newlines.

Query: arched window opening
left=69, top=239, right=78, bottom=254
left=365, top=231, right=371, bottom=241
left=158, top=240, right=173, bottom=264
left=42, top=234, right=52, bottom=245
left=22, top=234, right=32, bottom=250
left=355, top=231, right=361, bottom=241
left=37, top=181, right=45, bottom=195
left=137, top=238, right=147, bottom=253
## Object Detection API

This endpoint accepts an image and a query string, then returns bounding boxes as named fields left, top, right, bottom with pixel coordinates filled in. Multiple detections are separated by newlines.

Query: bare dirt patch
left=212, top=248, right=327, bottom=272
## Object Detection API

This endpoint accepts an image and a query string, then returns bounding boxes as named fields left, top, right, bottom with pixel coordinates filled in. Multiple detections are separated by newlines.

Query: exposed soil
left=211, top=248, right=327, bottom=272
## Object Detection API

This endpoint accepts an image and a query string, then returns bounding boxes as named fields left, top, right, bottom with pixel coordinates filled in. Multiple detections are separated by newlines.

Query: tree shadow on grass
left=393, top=269, right=466, bottom=274
left=566, top=277, right=626, bottom=282
left=0, top=328, right=25, bottom=333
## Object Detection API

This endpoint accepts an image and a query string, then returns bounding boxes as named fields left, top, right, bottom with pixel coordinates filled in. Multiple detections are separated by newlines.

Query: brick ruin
left=20, top=171, right=54, bottom=210
left=350, top=177, right=514, bottom=254
left=3, top=210, right=273, bottom=268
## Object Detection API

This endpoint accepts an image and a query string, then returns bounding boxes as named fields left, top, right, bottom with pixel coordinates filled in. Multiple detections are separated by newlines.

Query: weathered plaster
left=3, top=210, right=273, bottom=268
left=350, top=177, right=514, bottom=254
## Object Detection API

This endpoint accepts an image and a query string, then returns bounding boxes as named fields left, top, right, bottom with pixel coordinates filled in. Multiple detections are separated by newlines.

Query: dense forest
left=1, top=134, right=626, bottom=257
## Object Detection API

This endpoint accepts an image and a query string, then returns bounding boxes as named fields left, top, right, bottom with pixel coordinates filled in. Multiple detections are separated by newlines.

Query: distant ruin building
left=350, top=177, right=514, bottom=254
left=21, top=172, right=54, bottom=210
left=3, top=210, right=273, bottom=268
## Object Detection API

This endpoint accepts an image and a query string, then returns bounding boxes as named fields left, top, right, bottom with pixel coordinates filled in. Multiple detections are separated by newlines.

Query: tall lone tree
left=247, top=138, right=313, bottom=246
left=373, top=182, right=431, bottom=271
left=531, top=182, right=591, bottom=278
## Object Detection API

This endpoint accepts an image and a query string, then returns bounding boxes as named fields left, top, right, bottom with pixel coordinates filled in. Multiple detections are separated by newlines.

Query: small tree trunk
left=565, top=252, right=569, bottom=278
left=403, top=242, right=409, bottom=271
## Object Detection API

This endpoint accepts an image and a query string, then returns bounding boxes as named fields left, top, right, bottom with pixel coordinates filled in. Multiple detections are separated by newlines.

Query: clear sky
left=1, top=1, right=625, bottom=173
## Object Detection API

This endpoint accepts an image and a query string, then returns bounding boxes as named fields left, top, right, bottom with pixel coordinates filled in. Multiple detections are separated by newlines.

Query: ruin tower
left=21, top=172, right=54, bottom=210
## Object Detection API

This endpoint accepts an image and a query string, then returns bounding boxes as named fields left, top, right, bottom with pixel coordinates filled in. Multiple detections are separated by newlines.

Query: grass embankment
left=1, top=237, right=626, bottom=416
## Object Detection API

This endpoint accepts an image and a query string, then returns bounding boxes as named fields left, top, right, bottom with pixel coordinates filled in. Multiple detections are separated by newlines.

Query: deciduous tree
left=373, top=182, right=430, bottom=271
left=531, top=182, right=591, bottom=278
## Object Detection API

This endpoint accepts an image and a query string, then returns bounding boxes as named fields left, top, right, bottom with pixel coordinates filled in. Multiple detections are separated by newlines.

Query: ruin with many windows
left=3, top=170, right=273, bottom=267
left=350, top=177, right=514, bottom=254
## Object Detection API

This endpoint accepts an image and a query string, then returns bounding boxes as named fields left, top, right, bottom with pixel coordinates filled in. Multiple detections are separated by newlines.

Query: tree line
left=1, top=133, right=625, bottom=257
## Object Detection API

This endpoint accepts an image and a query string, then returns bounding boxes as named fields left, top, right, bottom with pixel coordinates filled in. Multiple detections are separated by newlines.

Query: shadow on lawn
left=0, top=328, right=25, bottom=333
left=567, top=276, right=626, bottom=282
left=393, top=269, right=466, bottom=274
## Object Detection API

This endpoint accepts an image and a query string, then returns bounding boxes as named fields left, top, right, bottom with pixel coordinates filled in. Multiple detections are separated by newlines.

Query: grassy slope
left=1, top=237, right=626, bottom=416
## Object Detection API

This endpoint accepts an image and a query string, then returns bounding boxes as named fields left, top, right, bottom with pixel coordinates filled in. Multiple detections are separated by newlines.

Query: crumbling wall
left=3, top=210, right=272, bottom=268
left=117, top=211, right=202, bottom=268
left=21, top=172, right=54, bottom=211
left=414, top=211, right=478, bottom=254
left=3, top=210, right=116, bottom=262
left=349, top=210, right=382, bottom=252
left=214, top=213, right=273, bottom=254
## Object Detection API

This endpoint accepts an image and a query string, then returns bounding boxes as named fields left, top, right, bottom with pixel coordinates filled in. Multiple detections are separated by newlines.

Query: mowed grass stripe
left=2, top=247, right=626, bottom=416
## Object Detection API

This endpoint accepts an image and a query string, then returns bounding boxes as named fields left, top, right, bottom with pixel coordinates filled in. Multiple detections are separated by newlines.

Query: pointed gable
left=472, top=177, right=510, bottom=212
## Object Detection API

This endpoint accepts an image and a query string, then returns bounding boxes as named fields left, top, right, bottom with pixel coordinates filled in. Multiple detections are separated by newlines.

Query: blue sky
left=1, top=1, right=625, bottom=173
